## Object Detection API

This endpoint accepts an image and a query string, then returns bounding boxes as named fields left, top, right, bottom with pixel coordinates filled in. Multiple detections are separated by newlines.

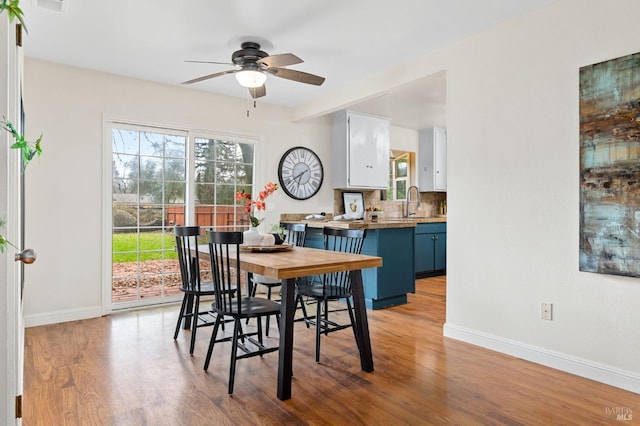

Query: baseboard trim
left=443, top=323, right=640, bottom=394
left=25, top=306, right=104, bottom=328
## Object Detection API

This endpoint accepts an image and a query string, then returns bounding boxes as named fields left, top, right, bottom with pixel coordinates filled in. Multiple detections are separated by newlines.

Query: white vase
left=243, top=226, right=263, bottom=245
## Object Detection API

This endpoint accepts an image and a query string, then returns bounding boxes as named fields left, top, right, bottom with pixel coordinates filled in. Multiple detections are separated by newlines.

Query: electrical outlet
left=541, top=302, right=553, bottom=321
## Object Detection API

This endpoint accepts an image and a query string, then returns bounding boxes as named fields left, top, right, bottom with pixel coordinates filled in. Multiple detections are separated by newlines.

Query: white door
left=1, top=18, right=26, bottom=425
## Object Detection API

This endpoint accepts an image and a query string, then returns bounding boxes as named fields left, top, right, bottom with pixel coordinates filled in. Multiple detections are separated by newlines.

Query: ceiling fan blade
left=270, top=67, right=325, bottom=86
left=181, top=69, right=236, bottom=85
left=185, top=60, right=234, bottom=66
left=249, top=85, right=266, bottom=99
left=257, top=53, right=303, bottom=68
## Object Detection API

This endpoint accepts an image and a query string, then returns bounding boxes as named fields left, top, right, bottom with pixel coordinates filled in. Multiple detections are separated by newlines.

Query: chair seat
left=252, top=274, right=281, bottom=286
left=213, top=297, right=281, bottom=318
left=296, top=284, right=351, bottom=300
left=180, top=280, right=216, bottom=295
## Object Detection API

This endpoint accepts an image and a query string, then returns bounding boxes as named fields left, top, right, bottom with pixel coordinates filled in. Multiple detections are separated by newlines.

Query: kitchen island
left=281, top=214, right=446, bottom=309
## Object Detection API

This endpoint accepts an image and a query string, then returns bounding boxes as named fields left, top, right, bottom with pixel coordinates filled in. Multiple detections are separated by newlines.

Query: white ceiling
left=21, top=0, right=555, bottom=129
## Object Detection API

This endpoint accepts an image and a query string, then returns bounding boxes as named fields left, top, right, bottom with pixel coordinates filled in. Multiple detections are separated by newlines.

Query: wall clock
left=277, top=146, right=324, bottom=200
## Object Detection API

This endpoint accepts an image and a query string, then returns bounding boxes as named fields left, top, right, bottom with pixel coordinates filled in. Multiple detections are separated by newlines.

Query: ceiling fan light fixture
left=235, top=70, right=267, bottom=88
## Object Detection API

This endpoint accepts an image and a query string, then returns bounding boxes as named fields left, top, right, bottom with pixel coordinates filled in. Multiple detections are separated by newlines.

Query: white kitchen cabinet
left=332, top=110, right=390, bottom=189
left=418, top=127, right=447, bottom=192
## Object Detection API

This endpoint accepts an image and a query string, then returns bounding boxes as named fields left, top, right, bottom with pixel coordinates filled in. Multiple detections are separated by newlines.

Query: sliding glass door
left=111, top=125, right=187, bottom=306
left=108, top=122, right=257, bottom=308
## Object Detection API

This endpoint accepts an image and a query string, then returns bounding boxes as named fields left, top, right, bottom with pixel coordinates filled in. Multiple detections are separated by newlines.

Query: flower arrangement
left=236, top=182, right=278, bottom=228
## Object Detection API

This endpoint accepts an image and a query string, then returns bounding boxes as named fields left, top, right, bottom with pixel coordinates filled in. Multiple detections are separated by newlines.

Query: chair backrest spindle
left=207, top=230, right=243, bottom=316
left=322, top=227, right=367, bottom=294
left=175, top=226, right=202, bottom=292
left=282, top=222, right=307, bottom=247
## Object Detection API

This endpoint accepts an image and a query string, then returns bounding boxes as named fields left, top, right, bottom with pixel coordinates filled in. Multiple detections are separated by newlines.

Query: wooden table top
left=198, top=245, right=382, bottom=280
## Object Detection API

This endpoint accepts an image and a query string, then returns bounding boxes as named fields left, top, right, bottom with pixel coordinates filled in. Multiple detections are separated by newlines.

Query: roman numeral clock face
left=278, top=147, right=324, bottom=200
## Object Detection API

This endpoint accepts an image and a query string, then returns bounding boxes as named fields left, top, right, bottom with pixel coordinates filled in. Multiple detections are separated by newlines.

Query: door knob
left=15, top=248, right=36, bottom=264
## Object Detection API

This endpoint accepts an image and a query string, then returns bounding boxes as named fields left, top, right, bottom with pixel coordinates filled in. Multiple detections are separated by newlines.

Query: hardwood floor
left=24, top=276, right=637, bottom=425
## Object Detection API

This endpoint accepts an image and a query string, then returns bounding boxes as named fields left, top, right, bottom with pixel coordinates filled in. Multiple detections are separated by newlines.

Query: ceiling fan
left=181, top=41, right=325, bottom=99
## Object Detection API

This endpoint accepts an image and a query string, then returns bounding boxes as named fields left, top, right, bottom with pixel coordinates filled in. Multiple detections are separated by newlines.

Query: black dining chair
left=295, top=227, right=367, bottom=363
left=173, top=225, right=218, bottom=355
left=203, top=230, right=281, bottom=394
left=248, top=222, right=307, bottom=335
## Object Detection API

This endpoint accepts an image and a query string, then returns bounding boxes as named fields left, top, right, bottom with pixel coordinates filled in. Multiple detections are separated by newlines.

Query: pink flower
left=235, top=182, right=279, bottom=227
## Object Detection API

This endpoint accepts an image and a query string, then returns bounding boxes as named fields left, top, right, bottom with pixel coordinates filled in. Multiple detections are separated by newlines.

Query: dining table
left=197, top=243, right=382, bottom=400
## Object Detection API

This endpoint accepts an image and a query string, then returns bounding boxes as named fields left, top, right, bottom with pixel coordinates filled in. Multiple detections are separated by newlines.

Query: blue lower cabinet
left=361, top=227, right=415, bottom=309
left=303, top=226, right=415, bottom=309
left=414, top=223, right=446, bottom=277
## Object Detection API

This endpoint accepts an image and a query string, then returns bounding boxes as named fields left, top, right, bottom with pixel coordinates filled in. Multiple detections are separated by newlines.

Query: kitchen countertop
left=280, top=214, right=447, bottom=230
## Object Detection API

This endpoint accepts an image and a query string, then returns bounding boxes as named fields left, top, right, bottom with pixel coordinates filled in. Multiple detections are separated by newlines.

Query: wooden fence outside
left=166, top=205, right=249, bottom=230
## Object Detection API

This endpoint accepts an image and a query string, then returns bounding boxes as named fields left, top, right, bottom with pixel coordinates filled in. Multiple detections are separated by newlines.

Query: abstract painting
left=579, top=51, right=640, bottom=277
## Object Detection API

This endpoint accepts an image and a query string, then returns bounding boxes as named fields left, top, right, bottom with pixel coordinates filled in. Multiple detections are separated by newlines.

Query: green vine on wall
left=0, top=218, right=19, bottom=251
left=3, top=119, right=42, bottom=165
left=0, top=120, right=43, bottom=252
left=0, top=0, right=27, bottom=32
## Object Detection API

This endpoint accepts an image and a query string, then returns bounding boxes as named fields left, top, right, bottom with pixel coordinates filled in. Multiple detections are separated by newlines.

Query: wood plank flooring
left=23, top=276, right=637, bottom=425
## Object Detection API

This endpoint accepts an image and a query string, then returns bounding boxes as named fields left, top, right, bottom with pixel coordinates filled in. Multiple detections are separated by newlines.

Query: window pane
left=216, top=161, right=238, bottom=183
left=195, top=182, right=215, bottom=205
left=113, top=178, right=138, bottom=198
left=140, top=132, right=165, bottom=156
left=396, top=180, right=407, bottom=199
left=113, top=153, right=138, bottom=180
left=140, top=156, right=162, bottom=180
left=165, top=158, right=185, bottom=181
left=139, top=180, right=162, bottom=204
left=166, top=205, right=185, bottom=227
left=195, top=160, right=215, bottom=183
left=164, top=182, right=186, bottom=204
left=112, top=129, right=139, bottom=154
left=396, top=157, right=408, bottom=178
left=139, top=229, right=172, bottom=252
left=165, top=135, right=186, bottom=158
left=112, top=204, right=138, bottom=228
left=217, top=140, right=241, bottom=162
left=139, top=205, right=164, bottom=227
left=215, top=184, right=236, bottom=205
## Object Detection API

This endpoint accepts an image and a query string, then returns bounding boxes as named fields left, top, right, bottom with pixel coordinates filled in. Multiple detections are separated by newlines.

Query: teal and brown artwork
left=579, top=51, right=640, bottom=276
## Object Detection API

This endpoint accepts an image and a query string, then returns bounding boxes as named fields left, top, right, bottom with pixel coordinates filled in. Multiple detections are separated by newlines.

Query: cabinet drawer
left=415, top=223, right=446, bottom=234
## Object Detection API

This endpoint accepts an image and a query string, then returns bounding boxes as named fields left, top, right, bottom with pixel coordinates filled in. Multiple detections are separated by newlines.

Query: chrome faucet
left=405, top=185, right=420, bottom=217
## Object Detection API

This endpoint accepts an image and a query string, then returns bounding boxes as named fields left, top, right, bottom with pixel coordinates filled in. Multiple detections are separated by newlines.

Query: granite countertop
left=280, top=214, right=446, bottom=230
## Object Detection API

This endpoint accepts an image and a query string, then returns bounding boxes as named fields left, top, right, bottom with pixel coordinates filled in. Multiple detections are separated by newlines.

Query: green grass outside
left=112, top=231, right=178, bottom=263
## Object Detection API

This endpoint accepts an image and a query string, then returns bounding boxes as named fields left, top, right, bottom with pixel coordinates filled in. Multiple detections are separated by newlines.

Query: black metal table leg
left=277, top=277, right=296, bottom=400
left=349, top=269, right=374, bottom=372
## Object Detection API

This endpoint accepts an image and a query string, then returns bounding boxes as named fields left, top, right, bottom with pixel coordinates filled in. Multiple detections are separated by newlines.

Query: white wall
left=22, top=59, right=334, bottom=324
left=442, top=0, right=640, bottom=392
